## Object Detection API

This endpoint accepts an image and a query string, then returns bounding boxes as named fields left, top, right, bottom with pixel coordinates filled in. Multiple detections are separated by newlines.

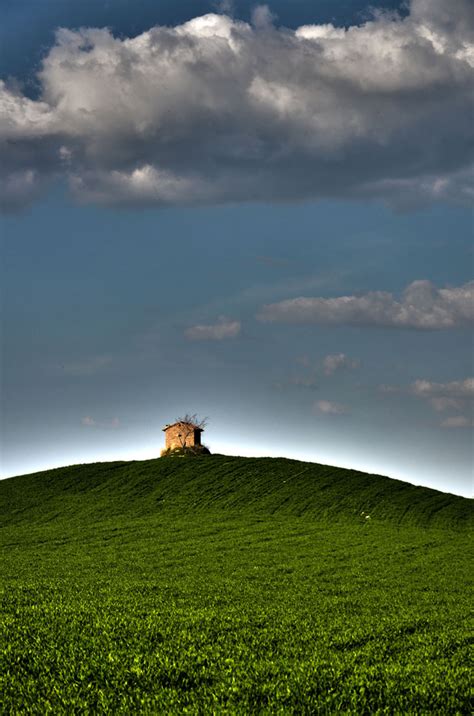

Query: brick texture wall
left=164, top=423, right=202, bottom=450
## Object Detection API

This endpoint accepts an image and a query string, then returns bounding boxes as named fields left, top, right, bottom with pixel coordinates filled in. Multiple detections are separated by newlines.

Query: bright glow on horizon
left=2, top=439, right=471, bottom=499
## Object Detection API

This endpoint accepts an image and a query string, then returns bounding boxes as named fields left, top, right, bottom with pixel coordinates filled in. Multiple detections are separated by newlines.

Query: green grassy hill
left=1, top=455, right=471, bottom=529
left=1, top=456, right=472, bottom=714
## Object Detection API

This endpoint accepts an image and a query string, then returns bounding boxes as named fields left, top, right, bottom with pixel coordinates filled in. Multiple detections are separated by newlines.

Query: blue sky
left=1, top=0, right=473, bottom=495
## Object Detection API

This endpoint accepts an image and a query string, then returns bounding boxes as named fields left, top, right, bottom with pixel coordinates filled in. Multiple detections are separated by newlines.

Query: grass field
left=1, top=456, right=472, bottom=713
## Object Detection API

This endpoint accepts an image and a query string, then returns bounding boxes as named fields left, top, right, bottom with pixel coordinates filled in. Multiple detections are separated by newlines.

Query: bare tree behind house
left=174, top=414, right=208, bottom=448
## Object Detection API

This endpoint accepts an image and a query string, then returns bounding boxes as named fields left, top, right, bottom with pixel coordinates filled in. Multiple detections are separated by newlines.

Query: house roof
left=162, top=421, right=204, bottom=432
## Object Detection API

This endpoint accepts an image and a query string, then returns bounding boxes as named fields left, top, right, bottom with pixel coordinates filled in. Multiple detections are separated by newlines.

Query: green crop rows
left=1, top=457, right=472, bottom=713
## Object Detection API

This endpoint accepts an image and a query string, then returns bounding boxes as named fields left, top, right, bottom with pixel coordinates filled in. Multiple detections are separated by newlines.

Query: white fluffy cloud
left=410, top=378, right=474, bottom=422
left=314, top=399, right=350, bottom=415
left=323, top=353, right=360, bottom=376
left=282, top=352, right=359, bottom=388
left=257, top=280, right=474, bottom=329
left=1, top=0, right=473, bottom=210
left=382, top=376, right=474, bottom=427
left=410, top=377, right=474, bottom=400
left=185, top=316, right=241, bottom=340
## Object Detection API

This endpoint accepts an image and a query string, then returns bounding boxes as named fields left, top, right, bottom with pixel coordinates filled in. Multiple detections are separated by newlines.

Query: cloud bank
left=257, top=280, right=474, bottom=329
left=1, top=0, right=473, bottom=210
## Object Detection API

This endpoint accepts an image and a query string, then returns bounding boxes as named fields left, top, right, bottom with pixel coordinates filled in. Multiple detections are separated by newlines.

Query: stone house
left=162, top=421, right=204, bottom=451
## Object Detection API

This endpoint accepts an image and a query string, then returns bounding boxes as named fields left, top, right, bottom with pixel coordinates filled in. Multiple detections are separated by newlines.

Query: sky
left=0, top=0, right=473, bottom=496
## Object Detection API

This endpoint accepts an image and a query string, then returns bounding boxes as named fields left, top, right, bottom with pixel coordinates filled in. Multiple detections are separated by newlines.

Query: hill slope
left=1, top=455, right=471, bottom=529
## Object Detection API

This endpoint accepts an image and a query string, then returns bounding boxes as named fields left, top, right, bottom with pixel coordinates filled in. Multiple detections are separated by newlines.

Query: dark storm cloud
left=0, top=0, right=473, bottom=211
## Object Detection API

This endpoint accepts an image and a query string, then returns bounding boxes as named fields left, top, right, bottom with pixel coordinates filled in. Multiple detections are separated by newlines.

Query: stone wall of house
left=164, top=423, right=202, bottom=450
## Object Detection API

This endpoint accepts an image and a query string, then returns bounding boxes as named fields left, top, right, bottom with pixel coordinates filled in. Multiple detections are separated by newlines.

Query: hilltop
left=1, top=455, right=471, bottom=530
